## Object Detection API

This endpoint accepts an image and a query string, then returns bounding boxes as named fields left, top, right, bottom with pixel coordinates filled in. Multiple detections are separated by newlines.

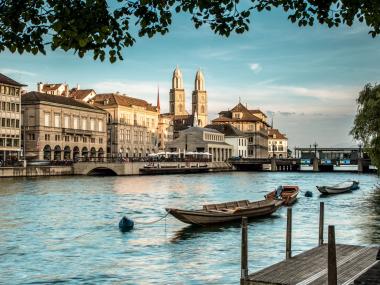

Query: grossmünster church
left=164, top=66, right=208, bottom=138
left=167, top=66, right=208, bottom=137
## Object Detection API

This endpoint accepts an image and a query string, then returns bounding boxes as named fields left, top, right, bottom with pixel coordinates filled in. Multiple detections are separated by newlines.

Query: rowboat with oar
left=316, top=180, right=359, bottom=195
left=265, top=185, right=300, bottom=205
left=165, top=199, right=283, bottom=225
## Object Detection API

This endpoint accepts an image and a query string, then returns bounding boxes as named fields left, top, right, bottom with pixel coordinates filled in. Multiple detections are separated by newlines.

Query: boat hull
left=265, top=186, right=300, bottom=205
left=166, top=201, right=283, bottom=225
left=316, top=181, right=359, bottom=195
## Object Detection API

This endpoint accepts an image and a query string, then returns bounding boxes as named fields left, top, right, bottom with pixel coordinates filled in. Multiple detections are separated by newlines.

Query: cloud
left=0, top=68, right=36, bottom=77
left=278, top=111, right=297, bottom=116
left=249, top=63, right=262, bottom=73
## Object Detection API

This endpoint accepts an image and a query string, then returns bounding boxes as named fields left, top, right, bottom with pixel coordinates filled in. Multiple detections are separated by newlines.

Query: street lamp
left=358, top=142, right=363, bottom=159
left=313, top=142, right=318, bottom=158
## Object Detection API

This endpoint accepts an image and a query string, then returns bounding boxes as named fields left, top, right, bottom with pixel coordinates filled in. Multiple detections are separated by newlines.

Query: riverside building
left=21, top=91, right=107, bottom=161
left=205, top=124, right=248, bottom=158
left=166, top=126, right=233, bottom=162
left=92, top=93, right=159, bottom=158
left=212, top=102, right=269, bottom=158
left=268, top=128, right=288, bottom=158
left=0, top=74, right=26, bottom=163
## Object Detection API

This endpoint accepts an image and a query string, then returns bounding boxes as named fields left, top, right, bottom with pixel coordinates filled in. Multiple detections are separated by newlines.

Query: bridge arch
left=87, top=167, right=118, bottom=176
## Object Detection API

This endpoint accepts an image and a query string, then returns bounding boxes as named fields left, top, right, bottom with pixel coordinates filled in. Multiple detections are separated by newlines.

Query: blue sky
left=1, top=8, right=380, bottom=149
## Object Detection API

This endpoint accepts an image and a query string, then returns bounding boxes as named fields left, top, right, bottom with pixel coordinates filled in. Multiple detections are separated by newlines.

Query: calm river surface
left=0, top=172, right=379, bottom=284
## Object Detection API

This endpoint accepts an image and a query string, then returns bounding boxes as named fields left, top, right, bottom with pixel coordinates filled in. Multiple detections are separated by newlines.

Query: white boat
left=316, top=181, right=359, bottom=195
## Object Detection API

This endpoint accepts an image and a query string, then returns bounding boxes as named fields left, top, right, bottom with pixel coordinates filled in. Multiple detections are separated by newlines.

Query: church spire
left=156, top=84, right=160, bottom=112
left=194, top=69, right=205, bottom=91
left=172, top=66, right=183, bottom=89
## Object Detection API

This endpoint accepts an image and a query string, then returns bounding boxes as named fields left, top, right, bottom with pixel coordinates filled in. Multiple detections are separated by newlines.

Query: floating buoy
left=305, top=191, right=313, bottom=197
left=119, top=216, right=134, bottom=232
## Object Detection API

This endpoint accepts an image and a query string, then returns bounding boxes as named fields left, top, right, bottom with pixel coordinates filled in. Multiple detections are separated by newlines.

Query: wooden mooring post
left=240, top=217, right=248, bottom=284
left=286, top=207, right=292, bottom=259
left=328, top=225, right=337, bottom=285
left=319, top=202, right=324, bottom=246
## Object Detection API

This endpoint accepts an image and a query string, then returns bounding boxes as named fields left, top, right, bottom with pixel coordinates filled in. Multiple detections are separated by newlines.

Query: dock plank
left=244, top=244, right=379, bottom=285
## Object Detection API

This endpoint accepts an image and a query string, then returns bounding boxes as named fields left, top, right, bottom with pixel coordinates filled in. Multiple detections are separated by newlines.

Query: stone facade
left=268, top=128, right=288, bottom=158
left=0, top=73, right=26, bottom=163
left=212, top=103, right=269, bottom=158
left=157, top=114, right=174, bottom=150
left=166, top=126, right=233, bottom=162
left=21, top=92, right=107, bottom=161
left=93, top=93, right=159, bottom=158
left=205, top=124, right=248, bottom=158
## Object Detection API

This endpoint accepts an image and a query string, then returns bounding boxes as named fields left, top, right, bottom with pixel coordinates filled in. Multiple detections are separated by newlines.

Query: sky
left=1, top=7, right=380, bottom=150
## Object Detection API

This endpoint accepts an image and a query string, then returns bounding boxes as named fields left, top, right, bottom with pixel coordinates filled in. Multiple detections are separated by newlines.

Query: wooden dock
left=240, top=203, right=380, bottom=285
left=243, top=244, right=379, bottom=285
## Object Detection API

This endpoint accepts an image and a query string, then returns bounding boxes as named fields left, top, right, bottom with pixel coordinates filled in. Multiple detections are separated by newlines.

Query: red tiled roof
left=93, top=93, right=158, bottom=112
left=70, top=89, right=95, bottom=100
left=0, top=73, right=26, bottom=87
left=212, top=116, right=233, bottom=122
left=22, top=91, right=105, bottom=112
left=268, top=128, right=287, bottom=140
left=41, top=84, right=64, bottom=92
left=249, top=109, right=267, bottom=117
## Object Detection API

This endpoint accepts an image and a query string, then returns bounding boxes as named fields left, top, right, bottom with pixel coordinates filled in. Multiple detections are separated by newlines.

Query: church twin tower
left=169, top=66, right=208, bottom=127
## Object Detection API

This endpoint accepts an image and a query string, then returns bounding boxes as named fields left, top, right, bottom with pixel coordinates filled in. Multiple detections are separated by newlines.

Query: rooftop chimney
left=37, top=82, right=44, bottom=92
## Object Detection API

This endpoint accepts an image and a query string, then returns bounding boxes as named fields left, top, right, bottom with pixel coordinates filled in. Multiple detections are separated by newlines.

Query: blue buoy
left=119, top=216, right=134, bottom=232
left=305, top=191, right=313, bottom=197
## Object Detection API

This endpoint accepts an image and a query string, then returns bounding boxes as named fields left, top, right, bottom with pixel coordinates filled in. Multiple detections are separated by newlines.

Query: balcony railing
left=62, top=128, right=93, bottom=136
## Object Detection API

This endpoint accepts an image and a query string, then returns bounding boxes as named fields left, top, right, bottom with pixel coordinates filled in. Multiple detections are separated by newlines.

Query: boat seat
left=203, top=200, right=250, bottom=211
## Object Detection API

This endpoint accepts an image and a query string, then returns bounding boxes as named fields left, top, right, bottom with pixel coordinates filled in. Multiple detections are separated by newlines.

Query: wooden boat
left=265, top=185, right=300, bottom=205
left=165, top=199, right=283, bottom=225
left=316, top=180, right=359, bottom=195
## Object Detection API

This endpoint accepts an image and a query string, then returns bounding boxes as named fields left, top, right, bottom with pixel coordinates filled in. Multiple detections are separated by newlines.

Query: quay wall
left=0, top=166, right=73, bottom=178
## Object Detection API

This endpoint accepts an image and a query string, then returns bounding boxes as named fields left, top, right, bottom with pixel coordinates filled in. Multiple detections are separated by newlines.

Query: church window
left=201, top=105, right=205, bottom=113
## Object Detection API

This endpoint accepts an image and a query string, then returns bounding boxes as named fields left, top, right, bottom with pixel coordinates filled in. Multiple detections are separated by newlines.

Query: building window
left=64, top=115, right=70, bottom=128
left=73, top=116, right=79, bottom=129
left=82, top=118, right=87, bottom=130
left=98, top=120, right=103, bottom=132
left=99, top=138, right=103, bottom=144
left=44, top=112, right=51, bottom=127
left=54, top=114, right=60, bottom=128
left=45, top=134, right=50, bottom=141
left=28, top=133, right=35, bottom=140
left=90, top=118, right=95, bottom=131
left=64, top=135, right=70, bottom=142
left=83, top=137, right=87, bottom=143
left=55, top=135, right=60, bottom=141
left=74, top=136, right=79, bottom=142
left=91, top=138, right=95, bottom=143
left=126, top=130, right=131, bottom=142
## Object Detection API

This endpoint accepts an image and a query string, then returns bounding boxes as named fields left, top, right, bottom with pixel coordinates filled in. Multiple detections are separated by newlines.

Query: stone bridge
left=73, top=161, right=231, bottom=175
left=73, top=162, right=146, bottom=175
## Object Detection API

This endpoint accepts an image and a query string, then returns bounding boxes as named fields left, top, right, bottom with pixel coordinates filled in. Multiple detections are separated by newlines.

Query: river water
left=0, top=172, right=379, bottom=284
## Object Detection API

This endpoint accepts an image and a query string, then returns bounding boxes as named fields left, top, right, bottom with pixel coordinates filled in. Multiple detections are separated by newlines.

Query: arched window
left=43, top=145, right=51, bottom=160
left=90, top=147, right=96, bottom=159
left=54, top=145, right=61, bottom=160
left=73, top=146, right=80, bottom=161
left=201, top=105, right=205, bottom=114
left=82, top=147, right=88, bottom=159
left=64, top=146, right=71, bottom=160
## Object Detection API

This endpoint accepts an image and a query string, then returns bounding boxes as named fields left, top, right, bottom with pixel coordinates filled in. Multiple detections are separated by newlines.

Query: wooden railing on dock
left=240, top=202, right=379, bottom=285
